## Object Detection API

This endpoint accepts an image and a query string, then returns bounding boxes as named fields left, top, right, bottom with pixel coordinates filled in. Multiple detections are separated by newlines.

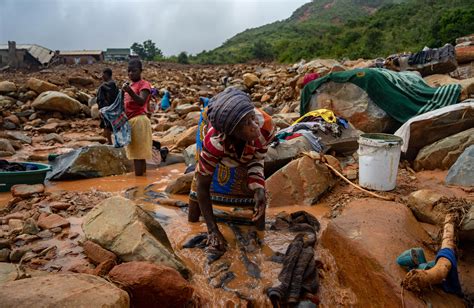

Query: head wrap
left=207, top=88, right=254, bottom=135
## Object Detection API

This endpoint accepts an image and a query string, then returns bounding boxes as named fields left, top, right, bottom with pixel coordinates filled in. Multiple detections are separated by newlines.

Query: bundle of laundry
left=271, top=109, right=349, bottom=153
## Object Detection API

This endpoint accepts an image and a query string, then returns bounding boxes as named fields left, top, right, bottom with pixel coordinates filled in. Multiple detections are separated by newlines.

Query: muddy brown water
left=0, top=164, right=340, bottom=307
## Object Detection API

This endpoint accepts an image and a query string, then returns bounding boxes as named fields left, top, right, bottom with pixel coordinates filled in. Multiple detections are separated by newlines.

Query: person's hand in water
left=207, top=229, right=227, bottom=252
left=252, top=188, right=267, bottom=222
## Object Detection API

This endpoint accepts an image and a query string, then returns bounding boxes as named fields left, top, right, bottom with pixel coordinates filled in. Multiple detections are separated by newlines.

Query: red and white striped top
left=196, top=108, right=275, bottom=191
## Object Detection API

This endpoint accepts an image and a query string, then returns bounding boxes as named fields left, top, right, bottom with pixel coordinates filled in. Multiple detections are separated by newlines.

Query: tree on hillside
left=251, top=40, right=275, bottom=61
left=131, top=40, right=163, bottom=61
left=431, top=8, right=474, bottom=45
left=177, top=52, right=189, bottom=64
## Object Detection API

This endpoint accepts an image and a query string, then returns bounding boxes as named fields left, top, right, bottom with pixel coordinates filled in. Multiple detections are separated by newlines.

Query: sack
left=99, top=90, right=132, bottom=148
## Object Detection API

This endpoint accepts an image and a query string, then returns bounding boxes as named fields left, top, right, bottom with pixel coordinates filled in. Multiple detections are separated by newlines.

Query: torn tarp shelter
left=300, top=68, right=462, bottom=124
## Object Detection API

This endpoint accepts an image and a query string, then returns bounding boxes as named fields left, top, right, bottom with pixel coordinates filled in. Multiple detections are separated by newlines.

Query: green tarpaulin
left=300, top=68, right=461, bottom=123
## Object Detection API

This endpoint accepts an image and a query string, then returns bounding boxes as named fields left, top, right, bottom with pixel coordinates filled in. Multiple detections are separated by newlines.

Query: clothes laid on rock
left=271, top=109, right=348, bottom=153
left=300, top=68, right=462, bottom=123
left=99, top=91, right=131, bottom=148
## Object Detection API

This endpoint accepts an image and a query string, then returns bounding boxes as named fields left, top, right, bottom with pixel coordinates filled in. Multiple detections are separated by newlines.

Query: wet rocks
left=264, top=136, right=313, bottom=176
left=26, top=78, right=59, bottom=93
left=32, top=91, right=84, bottom=115
left=0, top=273, right=130, bottom=307
left=47, top=145, right=132, bottom=180
left=309, top=81, right=397, bottom=133
left=321, top=198, right=465, bottom=307
left=183, top=143, right=197, bottom=167
left=165, top=172, right=194, bottom=194
left=11, top=184, right=45, bottom=198
left=108, top=261, right=194, bottom=308
left=37, top=213, right=70, bottom=229
left=414, top=128, right=474, bottom=171
left=266, top=155, right=336, bottom=207
left=82, top=196, right=189, bottom=277
left=446, top=144, right=474, bottom=186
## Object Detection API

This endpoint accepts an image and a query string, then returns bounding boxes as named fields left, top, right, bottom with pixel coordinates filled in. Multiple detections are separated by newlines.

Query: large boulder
left=47, top=145, right=132, bottom=181
left=175, top=104, right=200, bottom=116
left=461, top=206, right=474, bottom=241
left=414, top=128, right=474, bottom=171
left=0, top=81, right=17, bottom=93
left=266, top=155, right=336, bottom=207
left=320, top=199, right=465, bottom=307
left=446, top=144, right=474, bottom=186
left=83, top=196, right=189, bottom=277
left=308, top=81, right=397, bottom=133
left=32, top=91, right=84, bottom=115
left=26, top=78, right=59, bottom=93
left=0, top=274, right=129, bottom=307
left=3, top=131, right=32, bottom=144
left=109, top=261, right=194, bottom=308
left=424, top=74, right=474, bottom=101
left=160, top=126, right=187, bottom=145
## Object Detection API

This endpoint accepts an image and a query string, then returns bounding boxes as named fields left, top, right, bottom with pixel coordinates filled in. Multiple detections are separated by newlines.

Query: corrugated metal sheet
left=59, top=50, right=103, bottom=56
left=0, top=44, right=54, bottom=65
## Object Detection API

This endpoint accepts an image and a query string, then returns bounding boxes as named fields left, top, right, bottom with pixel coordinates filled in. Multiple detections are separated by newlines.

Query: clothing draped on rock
left=271, top=109, right=348, bottom=153
left=300, top=68, right=461, bottom=123
left=99, top=91, right=131, bottom=148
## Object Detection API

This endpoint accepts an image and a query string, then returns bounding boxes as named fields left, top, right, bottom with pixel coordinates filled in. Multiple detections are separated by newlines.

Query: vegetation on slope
left=191, top=0, right=474, bottom=64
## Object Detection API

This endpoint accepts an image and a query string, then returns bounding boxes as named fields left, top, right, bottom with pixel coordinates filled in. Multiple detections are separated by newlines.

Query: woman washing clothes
left=122, top=59, right=153, bottom=176
left=188, top=88, right=276, bottom=255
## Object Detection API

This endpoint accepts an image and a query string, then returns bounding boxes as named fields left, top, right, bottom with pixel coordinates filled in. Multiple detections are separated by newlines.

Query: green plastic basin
left=0, top=162, right=51, bottom=192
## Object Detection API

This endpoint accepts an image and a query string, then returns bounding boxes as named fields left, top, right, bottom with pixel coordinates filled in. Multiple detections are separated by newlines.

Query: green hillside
left=192, top=0, right=474, bottom=64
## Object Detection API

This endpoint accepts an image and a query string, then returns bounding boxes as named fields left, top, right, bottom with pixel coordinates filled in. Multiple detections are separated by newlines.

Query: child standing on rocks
left=97, top=68, right=118, bottom=144
left=122, top=59, right=152, bottom=176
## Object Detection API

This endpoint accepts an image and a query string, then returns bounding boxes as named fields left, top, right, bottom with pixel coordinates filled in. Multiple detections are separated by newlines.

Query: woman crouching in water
left=188, top=88, right=275, bottom=256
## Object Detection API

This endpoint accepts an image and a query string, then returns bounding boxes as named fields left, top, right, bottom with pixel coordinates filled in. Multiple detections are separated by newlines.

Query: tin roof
left=0, top=44, right=55, bottom=65
left=59, top=50, right=103, bottom=56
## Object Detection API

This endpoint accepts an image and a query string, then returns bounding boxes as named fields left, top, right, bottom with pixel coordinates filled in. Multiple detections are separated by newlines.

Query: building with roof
left=58, top=50, right=104, bottom=65
left=105, top=48, right=130, bottom=61
left=0, top=41, right=55, bottom=69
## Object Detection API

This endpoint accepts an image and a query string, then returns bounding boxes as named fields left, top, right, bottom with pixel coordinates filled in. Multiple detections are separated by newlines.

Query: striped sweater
left=196, top=108, right=275, bottom=191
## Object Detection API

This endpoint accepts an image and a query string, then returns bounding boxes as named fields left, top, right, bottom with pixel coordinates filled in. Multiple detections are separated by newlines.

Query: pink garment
left=302, top=73, right=320, bottom=87
left=124, top=79, right=151, bottom=119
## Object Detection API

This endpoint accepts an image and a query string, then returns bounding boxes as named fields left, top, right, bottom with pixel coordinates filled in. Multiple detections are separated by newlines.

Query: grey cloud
left=0, top=0, right=309, bottom=55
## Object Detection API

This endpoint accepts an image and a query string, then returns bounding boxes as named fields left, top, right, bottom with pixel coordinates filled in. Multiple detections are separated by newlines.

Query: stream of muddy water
left=0, top=164, right=348, bottom=307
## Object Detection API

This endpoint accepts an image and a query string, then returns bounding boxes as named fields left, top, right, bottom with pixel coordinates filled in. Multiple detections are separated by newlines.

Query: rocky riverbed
left=0, top=58, right=473, bottom=307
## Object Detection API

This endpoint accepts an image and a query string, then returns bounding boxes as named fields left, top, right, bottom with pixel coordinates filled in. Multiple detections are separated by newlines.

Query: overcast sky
left=0, top=0, right=309, bottom=55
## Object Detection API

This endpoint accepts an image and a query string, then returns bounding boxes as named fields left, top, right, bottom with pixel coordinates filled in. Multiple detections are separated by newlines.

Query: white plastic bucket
left=358, top=133, right=403, bottom=191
